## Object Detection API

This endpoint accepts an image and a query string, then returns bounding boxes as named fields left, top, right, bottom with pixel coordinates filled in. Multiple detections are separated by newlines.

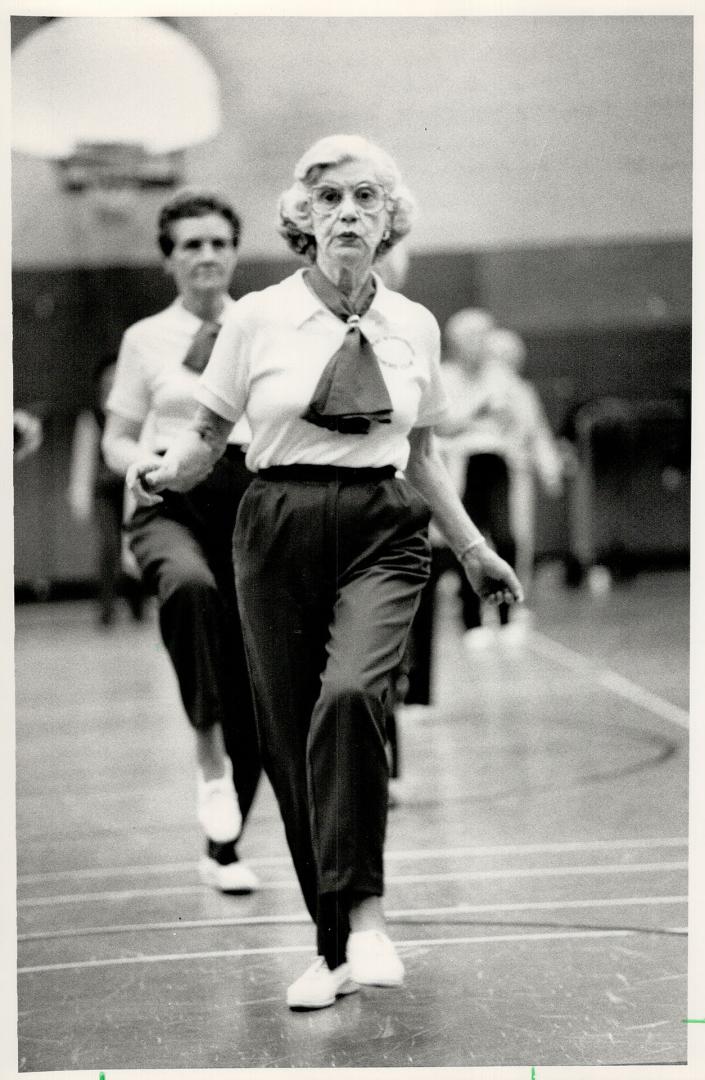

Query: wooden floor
left=13, top=565, right=693, bottom=1074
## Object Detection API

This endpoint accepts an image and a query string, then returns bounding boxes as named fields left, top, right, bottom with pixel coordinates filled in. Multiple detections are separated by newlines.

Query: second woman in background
left=102, top=189, right=261, bottom=894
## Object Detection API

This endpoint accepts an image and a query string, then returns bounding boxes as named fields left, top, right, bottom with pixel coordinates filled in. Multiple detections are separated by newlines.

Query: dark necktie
left=301, top=266, right=394, bottom=435
left=182, top=320, right=221, bottom=374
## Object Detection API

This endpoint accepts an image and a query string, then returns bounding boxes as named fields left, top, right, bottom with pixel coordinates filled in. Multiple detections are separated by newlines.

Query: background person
left=128, top=135, right=522, bottom=1011
left=13, top=408, right=43, bottom=463
left=481, top=327, right=564, bottom=611
left=438, top=317, right=554, bottom=646
left=67, top=354, right=146, bottom=626
left=101, top=189, right=261, bottom=893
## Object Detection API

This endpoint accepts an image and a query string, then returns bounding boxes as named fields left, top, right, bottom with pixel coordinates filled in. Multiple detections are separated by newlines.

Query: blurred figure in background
left=483, top=328, right=564, bottom=605
left=437, top=310, right=516, bottom=646
left=13, top=408, right=43, bottom=463
left=438, top=320, right=563, bottom=646
left=67, top=354, right=146, bottom=627
left=101, top=189, right=261, bottom=893
left=400, top=309, right=496, bottom=703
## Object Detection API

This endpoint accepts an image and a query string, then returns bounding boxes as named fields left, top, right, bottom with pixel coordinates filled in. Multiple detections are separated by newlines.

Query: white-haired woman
left=128, top=135, right=522, bottom=1011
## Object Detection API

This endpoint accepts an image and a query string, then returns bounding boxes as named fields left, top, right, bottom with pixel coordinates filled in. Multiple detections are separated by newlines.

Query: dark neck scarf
left=182, top=319, right=221, bottom=374
left=301, top=265, right=393, bottom=435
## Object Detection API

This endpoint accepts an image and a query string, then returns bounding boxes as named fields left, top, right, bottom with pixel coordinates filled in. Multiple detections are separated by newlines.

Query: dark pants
left=234, top=467, right=431, bottom=968
left=404, top=546, right=458, bottom=706
left=127, top=447, right=261, bottom=825
left=461, top=453, right=516, bottom=629
left=94, top=482, right=144, bottom=625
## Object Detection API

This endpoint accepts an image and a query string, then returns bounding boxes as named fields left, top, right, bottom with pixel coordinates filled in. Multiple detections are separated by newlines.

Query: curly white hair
left=277, top=134, right=417, bottom=262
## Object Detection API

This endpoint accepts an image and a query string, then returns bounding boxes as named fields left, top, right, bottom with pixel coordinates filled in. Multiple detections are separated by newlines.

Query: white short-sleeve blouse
left=107, top=296, right=251, bottom=452
left=196, top=269, right=447, bottom=472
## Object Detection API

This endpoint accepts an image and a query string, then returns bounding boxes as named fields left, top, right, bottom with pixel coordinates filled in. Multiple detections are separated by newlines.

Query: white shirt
left=107, top=295, right=251, bottom=451
left=438, top=360, right=562, bottom=492
left=196, top=269, right=447, bottom=472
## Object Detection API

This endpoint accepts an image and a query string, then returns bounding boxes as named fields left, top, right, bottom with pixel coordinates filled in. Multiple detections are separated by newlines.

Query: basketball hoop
left=11, top=17, right=221, bottom=223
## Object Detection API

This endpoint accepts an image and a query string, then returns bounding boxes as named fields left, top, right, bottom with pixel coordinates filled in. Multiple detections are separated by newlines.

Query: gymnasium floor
left=13, top=564, right=693, bottom=1073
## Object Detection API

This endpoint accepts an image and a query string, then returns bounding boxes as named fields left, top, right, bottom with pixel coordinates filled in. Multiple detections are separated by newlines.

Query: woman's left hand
left=460, top=542, right=524, bottom=607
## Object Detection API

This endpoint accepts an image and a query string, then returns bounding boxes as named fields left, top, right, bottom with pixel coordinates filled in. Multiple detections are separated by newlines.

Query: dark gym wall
left=13, top=237, right=691, bottom=591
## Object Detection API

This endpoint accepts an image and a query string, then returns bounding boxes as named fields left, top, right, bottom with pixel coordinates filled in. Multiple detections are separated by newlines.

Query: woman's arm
left=127, top=405, right=234, bottom=506
left=102, top=412, right=145, bottom=477
left=67, top=411, right=100, bottom=520
left=405, top=425, right=523, bottom=605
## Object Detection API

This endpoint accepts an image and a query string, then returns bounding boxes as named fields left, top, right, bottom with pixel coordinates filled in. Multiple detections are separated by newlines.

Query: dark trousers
left=234, top=468, right=431, bottom=967
left=404, top=546, right=458, bottom=706
left=461, top=453, right=516, bottom=629
left=94, top=483, right=144, bottom=625
left=127, top=447, right=261, bottom=824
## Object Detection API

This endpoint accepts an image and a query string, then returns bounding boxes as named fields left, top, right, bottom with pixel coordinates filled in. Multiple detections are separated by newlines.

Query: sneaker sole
left=350, top=973, right=404, bottom=987
left=198, top=859, right=258, bottom=895
left=288, top=980, right=359, bottom=1011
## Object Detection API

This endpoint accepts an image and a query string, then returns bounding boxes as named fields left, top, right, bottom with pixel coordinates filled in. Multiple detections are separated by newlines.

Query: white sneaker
left=197, top=759, right=242, bottom=843
left=511, top=605, right=534, bottom=627
left=286, top=957, right=359, bottom=1010
left=499, top=620, right=528, bottom=646
left=346, top=930, right=405, bottom=986
left=199, top=855, right=259, bottom=894
left=462, top=626, right=496, bottom=651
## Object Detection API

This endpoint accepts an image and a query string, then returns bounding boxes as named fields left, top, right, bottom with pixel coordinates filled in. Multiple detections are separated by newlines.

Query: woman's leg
left=127, top=507, right=259, bottom=889
left=234, top=484, right=331, bottom=924
left=94, top=487, right=123, bottom=626
left=310, top=550, right=427, bottom=965
left=485, top=458, right=517, bottom=625
left=235, top=475, right=429, bottom=993
left=461, top=455, right=491, bottom=631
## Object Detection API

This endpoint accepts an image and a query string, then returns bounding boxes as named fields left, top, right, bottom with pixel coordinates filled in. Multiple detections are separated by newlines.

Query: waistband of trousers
left=257, top=464, right=397, bottom=484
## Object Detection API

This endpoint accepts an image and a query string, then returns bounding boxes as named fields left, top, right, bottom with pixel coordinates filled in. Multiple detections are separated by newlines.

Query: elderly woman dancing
left=128, top=135, right=522, bottom=1011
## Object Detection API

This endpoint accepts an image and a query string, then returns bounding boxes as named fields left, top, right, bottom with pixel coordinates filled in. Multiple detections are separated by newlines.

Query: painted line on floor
left=16, top=836, right=688, bottom=885
left=18, top=894, right=688, bottom=941
left=17, top=925, right=688, bottom=976
left=528, top=631, right=689, bottom=730
left=17, top=860, right=688, bottom=908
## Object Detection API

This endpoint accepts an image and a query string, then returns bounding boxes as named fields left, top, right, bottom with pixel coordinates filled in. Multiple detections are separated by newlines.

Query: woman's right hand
left=460, top=541, right=524, bottom=607
left=126, top=455, right=170, bottom=507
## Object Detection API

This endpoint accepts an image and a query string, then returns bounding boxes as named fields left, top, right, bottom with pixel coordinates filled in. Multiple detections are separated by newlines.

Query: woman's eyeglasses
left=310, top=182, right=386, bottom=216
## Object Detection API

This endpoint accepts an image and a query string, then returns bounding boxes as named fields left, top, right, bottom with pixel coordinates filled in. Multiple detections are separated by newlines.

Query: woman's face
left=309, top=159, right=390, bottom=275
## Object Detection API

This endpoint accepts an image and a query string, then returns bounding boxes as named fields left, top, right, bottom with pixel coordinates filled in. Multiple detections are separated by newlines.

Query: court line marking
left=16, top=836, right=688, bottom=885
left=17, top=925, right=688, bottom=975
left=18, top=894, right=688, bottom=941
left=17, top=860, right=688, bottom=907
left=528, top=630, right=689, bottom=730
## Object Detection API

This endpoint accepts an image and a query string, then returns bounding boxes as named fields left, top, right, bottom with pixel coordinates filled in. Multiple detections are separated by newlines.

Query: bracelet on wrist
left=456, top=536, right=487, bottom=562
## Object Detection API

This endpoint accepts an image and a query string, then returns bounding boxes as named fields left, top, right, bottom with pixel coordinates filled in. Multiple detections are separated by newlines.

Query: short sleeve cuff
left=196, top=384, right=243, bottom=424
left=104, top=395, right=149, bottom=425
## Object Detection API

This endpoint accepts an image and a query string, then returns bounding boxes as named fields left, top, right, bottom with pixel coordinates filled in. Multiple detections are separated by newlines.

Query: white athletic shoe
left=499, top=620, right=528, bottom=646
left=462, top=626, right=496, bottom=651
left=198, top=855, right=259, bottom=894
left=286, top=957, right=359, bottom=1010
left=346, top=930, right=405, bottom=986
left=197, top=759, right=242, bottom=843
